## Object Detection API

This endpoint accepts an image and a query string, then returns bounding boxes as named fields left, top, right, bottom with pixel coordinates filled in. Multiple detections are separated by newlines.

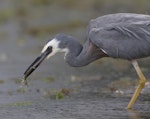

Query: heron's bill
left=23, top=47, right=52, bottom=84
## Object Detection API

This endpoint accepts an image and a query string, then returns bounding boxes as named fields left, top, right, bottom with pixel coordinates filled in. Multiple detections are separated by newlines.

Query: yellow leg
left=127, top=60, right=146, bottom=109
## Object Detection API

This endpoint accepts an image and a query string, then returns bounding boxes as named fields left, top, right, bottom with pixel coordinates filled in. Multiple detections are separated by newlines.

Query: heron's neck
left=65, top=39, right=102, bottom=67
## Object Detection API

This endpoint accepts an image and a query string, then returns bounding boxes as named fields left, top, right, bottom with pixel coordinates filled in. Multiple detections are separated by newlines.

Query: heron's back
left=88, top=13, right=150, bottom=60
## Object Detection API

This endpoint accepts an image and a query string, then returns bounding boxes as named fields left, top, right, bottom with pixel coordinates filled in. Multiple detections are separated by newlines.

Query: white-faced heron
left=23, top=13, right=150, bottom=109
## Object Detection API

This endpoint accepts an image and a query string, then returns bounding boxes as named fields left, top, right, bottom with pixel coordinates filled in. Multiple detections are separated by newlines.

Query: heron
left=23, top=13, right=150, bottom=109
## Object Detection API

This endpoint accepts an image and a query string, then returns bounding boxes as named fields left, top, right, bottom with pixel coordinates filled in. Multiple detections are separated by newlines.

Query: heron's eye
left=47, top=46, right=52, bottom=51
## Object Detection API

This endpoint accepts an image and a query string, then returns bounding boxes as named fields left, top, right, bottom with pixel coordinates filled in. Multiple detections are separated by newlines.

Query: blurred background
left=0, top=0, right=150, bottom=118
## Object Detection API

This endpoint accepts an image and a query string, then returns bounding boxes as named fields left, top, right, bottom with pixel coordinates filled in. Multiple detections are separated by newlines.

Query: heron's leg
left=127, top=60, right=146, bottom=109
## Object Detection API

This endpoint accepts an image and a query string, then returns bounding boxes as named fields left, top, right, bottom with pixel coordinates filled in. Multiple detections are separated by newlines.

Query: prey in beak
left=23, top=46, right=52, bottom=85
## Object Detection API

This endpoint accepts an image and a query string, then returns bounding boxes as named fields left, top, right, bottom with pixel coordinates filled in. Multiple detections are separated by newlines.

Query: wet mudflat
left=0, top=95, right=149, bottom=119
left=0, top=82, right=150, bottom=119
left=0, top=0, right=150, bottom=119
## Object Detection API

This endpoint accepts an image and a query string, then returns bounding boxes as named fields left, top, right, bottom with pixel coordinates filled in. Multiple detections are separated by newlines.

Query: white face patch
left=41, top=38, right=69, bottom=59
left=41, top=38, right=60, bottom=59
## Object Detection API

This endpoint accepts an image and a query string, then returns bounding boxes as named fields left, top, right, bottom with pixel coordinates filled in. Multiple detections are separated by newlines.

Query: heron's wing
left=89, top=22, right=150, bottom=60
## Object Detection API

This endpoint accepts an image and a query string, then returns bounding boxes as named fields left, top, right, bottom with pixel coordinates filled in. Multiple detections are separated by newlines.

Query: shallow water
left=0, top=0, right=150, bottom=119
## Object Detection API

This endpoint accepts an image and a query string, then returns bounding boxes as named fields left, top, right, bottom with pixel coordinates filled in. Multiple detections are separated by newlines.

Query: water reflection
left=128, top=109, right=150, bottom=119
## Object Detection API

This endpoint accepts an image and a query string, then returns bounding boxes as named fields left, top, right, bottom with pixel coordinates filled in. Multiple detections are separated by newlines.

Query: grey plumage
left=54, top=13, right=150, bottom=66
left=55, top=34, right=105, bottom=67
left=89, top=13, right=150, bottom=60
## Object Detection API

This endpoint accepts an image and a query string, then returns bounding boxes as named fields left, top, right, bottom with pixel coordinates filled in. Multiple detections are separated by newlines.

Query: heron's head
left=41, top=35, right=69, bottom=59
left=23, top=34, right=70, bottom=80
